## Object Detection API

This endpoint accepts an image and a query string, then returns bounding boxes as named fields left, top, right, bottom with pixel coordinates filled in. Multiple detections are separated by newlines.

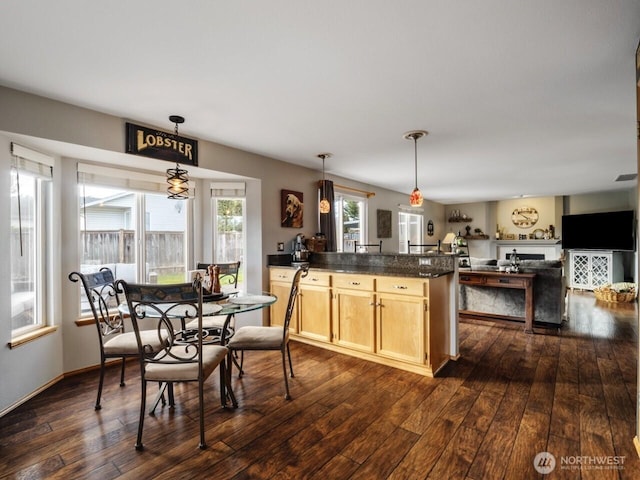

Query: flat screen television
left=561, top=210, right=635, bottom=251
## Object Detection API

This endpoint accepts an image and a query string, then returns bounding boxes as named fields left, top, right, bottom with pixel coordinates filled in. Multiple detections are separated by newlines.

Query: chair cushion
left=227, top=326, right=285, bottom=350
left=185, top=316, right=227, bottom=330
left=103, top=330, right=166, bottom=355
left=145, top=345, right=228, bottom=382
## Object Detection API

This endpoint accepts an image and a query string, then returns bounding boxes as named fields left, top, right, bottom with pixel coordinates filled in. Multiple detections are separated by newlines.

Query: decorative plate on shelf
left=532, top=228, right=545, bottom=239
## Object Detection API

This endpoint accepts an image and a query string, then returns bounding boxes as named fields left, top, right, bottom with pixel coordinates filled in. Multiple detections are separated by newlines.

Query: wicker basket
left=593, top=283, right=637, bottom=303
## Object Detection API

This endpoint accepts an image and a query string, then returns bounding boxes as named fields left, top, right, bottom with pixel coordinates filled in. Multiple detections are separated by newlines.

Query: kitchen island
left=268, top=252, right=458, bottom=377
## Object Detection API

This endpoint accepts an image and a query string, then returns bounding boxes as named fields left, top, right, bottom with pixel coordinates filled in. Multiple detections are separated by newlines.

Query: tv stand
left=568, top=250, right=623, bottom=291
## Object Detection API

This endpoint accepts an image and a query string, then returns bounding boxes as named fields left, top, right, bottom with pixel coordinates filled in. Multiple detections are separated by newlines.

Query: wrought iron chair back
left=197, top=261, right=241, bottom=287
left=355, top=240, right=383, bottom=252
left=118, top=281, right=201, bottom=361
left=68, top=268, right=130, bottom=410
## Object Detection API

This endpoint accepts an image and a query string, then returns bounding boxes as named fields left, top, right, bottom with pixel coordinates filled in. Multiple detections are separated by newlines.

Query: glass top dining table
left=118, top=293, right=277, bottom=344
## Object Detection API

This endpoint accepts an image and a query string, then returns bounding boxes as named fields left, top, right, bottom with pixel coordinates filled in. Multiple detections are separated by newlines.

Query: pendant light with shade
left=403, top=130, right=428, bottom=207
left=166, top=115, right=189, bottom=199
left=318, top=153, right=332, bottom=214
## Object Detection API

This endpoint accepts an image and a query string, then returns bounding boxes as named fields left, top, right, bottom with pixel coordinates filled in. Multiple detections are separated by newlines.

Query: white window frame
left=334, top=191, right=368, bottom=253
left=399, top=210, right=424, bottom=253
left=77, top=164, right=192, bottom=313
left=10, top=143, right=54, bottom=338
left=210, top=182, right=246, bottom=289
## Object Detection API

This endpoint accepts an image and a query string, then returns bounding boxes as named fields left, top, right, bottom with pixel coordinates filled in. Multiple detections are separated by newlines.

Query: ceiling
left=1, top=1, right=639, bottom=204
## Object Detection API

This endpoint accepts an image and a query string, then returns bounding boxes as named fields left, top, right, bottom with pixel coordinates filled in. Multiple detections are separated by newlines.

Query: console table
left=458, top=270, right=536, bottom=333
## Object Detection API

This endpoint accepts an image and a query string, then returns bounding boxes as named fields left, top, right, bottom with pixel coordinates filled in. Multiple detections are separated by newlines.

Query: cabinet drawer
left=270, top=268, right=295, bottom=283
left=301, top=271, right=331, bottom=287
left=332, top=273, right=375, bottom=291
left=376, top=277, right=426, bottom=297
left=458, top=274, right=484, bottom=285
left=485, top=276, right=527, bottom=288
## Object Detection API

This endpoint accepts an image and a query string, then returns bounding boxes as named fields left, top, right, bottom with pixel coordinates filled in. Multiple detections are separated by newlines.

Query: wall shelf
left=495, top=239, right=561, bottom=245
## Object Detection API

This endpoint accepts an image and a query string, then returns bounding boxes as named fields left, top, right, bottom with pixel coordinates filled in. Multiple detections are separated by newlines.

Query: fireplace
left=505, top=253, right=545, bottom=260
left=497, top=242, right=561, bottom=261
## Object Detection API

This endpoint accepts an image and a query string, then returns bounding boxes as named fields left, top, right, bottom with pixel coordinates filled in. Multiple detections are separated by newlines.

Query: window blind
left=210, top=182, right=245, bottom=197
left=77, top=163, right=196, bottom=196
left=11, top=143, right=53, bottom=178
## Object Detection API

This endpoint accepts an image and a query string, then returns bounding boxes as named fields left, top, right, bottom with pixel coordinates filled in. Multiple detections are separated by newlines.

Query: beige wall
left=0, top=86, right=440, bottom=414
left=445, top=191, right=637, bottom=260
left=565, top=189, right=637, bottom=215
left=0, top=84, right=635, bottom=417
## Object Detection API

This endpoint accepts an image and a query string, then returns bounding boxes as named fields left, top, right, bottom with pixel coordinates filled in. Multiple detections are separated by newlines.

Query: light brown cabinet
left=377, top=291, right=426, bottom=364
left=269, top=267, right=451, bottom=377
left=332, top=274, right=376, bottom=353
left=298, top=272, right=332, bottom=342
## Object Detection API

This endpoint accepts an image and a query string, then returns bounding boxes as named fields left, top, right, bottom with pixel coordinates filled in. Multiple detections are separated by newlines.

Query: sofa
left=459, top=258, right=567, bottom=326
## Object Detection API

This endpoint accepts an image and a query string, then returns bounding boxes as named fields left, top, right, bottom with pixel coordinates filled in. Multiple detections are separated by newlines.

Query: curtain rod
left=318, top=180, right=375, bottom=198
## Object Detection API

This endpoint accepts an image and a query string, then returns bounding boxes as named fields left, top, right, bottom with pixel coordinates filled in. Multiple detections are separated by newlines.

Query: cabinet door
left=332, top=289, right=375, bottom=352
left=298, top=285, right=332, bottom=342
left=589, top=253, right=611, bottom=288
left=270, top=281, right=298, bottom=333
left=570, top=252, right=590, bottom=289
left=377, top=293, right=425, bottom=364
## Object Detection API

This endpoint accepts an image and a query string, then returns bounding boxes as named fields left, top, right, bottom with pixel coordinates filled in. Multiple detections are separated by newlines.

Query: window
left=214, top=198, right=244, bottom=264
left=10, top=144, right=53, bottom=336
left=211, top=182, right=246, bottom=291
left=399, top=211, right=423, bottom=253
left=334, top=193, right=367, bottom=252
left=78, top=164, right=190, bottom=314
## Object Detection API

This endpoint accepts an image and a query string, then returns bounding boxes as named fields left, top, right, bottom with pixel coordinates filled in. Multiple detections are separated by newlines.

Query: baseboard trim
left=0, top=374, right=64, bottom=418
left=0, top=358, right=136, bottom=418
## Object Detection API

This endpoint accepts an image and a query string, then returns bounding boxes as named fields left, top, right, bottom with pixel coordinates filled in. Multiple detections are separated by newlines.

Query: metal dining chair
left=116, top=278, right=236, bottom=450
left=355, top=240, right=383, bottom=252
left=68, top=268, right=167, bottom=410
left=226, top=265, right=308, bottom=400
left=196, top=261, right=241, bottom=289
left=195, top=261, right=242, bottom=334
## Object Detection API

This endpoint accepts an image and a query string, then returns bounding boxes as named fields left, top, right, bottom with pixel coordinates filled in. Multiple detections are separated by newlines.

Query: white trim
left=210, top=182, right=246, bottom=197
left=77, top=162, right=196, bottom=196
left=78, top=162, right=166, bottom=184
left=398, top=203, right=424, bottom=213
left=11, top=142, right=55, bottom=167
left=11, top=142, right=54, bottom=178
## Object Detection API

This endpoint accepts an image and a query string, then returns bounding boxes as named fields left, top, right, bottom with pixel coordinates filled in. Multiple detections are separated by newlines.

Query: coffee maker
left=292, top=233, right=309, bottom=264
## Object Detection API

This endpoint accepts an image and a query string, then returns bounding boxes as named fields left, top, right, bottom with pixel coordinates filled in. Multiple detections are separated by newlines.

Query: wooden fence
left=82, top=230, right=185, bottom=273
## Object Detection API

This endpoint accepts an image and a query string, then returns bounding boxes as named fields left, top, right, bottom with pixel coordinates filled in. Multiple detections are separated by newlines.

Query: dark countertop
left=268, top=263, right=454, bottom=278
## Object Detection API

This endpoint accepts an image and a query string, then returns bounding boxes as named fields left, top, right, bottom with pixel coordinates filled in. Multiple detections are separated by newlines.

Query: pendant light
left=317, top=153, right=332, bottom=214
left=403, top=130, right=428, bottom=207
left=166, top=115, right=189, bottom=199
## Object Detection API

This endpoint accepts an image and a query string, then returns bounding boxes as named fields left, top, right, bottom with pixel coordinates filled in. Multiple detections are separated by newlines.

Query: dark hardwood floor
left=1, top=292, right=638, bottom=479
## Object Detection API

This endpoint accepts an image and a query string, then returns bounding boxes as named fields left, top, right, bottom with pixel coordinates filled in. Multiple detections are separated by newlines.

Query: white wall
left=0, top=135, right=64, bottom=415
